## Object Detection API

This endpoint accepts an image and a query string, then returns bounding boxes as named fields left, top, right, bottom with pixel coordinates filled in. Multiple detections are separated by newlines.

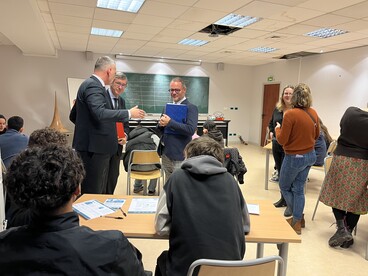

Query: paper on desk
left=247, top=203, right=260, bottom=215
left=103, top=198, right=126, bottom=210
left=73, top=200, right=115, bottom=220
left=128, top=198, right=159, bottom=214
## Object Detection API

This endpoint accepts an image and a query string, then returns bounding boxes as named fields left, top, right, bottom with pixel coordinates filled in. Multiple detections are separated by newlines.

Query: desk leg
left=256, top=243, right=264, bottom=258
left=277, top=243, right=288, bottom=276
left=265, top=149, right=270, bottom=190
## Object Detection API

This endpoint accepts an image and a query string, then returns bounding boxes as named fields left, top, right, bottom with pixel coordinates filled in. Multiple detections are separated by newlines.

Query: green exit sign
left=267, top=76, right=274, bottom=82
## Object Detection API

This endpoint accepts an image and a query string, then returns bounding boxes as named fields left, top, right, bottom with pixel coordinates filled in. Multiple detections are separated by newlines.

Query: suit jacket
left=156, top=99, right=198, bottom=161
left=70, top=76, right=130, bottom=155
left=105, top=88, right=130, bottom=157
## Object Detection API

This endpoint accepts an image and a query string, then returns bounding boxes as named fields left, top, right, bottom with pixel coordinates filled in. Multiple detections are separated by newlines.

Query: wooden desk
left=263, top=142, right=273, bottom=190
left=76, top=194, right=301, bottom=276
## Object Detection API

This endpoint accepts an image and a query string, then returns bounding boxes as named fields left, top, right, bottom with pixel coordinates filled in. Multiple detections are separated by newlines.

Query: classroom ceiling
left=1, top=0, right=368, bottom=66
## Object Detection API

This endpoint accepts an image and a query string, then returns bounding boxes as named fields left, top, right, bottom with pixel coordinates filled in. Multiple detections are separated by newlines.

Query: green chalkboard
left=121, top=73, right=209, bottom=114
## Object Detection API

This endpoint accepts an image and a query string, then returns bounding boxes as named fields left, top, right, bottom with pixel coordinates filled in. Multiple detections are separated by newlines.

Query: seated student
left=203, top=120, right=247, bottom=183
left=202, top=120, right=224, bottom=147
left=0, top=145, right=147, bottom=275
left=0, top=114, right=6, bottom=135
left=5, top=127, right=68, bottom=228
left=154, top=136, right=250, bottom=276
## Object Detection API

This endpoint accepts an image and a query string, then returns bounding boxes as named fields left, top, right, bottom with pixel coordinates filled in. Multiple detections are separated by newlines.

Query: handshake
left=129, top=105, right=146, bottom=119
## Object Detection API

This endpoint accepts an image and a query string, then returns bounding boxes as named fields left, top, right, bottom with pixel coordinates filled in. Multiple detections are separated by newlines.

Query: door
left=260, top=84, right=280, bottom=146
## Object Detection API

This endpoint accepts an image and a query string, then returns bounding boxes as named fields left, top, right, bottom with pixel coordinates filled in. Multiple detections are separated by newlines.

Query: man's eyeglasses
left=115, top=82, right=127, bottom=88
left=168, top=89, right=181, bottom=93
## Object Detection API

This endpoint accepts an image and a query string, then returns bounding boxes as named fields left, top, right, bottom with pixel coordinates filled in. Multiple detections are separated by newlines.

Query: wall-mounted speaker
left=217, top=62, right=225, bottom=71
left=85, top=51, right=93, bottom=61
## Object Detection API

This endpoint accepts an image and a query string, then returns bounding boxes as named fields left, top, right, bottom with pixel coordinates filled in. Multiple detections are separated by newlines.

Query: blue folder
left=164, top=103, right=188, bottom=135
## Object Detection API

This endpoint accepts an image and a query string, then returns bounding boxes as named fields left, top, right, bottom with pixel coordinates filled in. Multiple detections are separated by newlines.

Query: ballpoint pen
left=104, top=215, right=124, bottom=220
left=120, top=208, right=127, bottom=217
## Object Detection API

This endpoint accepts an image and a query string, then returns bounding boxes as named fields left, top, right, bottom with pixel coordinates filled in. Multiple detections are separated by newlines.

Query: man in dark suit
left=70, top=56, right=145, bottom=194
left=105, top=72, right=130, bottom=194
left=157, top=77, right=198, bottom=181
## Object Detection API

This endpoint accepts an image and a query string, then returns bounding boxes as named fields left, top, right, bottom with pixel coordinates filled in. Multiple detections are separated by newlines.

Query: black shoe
left=274, top=198, right=287, bottom=208
left=148, top=190, right=156, bottom=196
left=284, top=206, right=292, bottom=217
left=340, top=238, right=354, bottom=248
left=133, top=186, right=144, bottom=193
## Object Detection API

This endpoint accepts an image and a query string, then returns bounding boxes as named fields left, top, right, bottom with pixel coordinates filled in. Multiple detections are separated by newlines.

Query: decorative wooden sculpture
left=50, top=91, right=69, bottom=133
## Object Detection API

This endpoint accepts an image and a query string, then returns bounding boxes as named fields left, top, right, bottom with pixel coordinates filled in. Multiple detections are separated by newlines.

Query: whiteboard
left=67, top=77, right=84, bottom=110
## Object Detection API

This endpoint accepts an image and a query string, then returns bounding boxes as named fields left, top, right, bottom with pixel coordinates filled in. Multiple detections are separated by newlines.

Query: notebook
left=164, top=103, right=188, bottom=135
left=116, top=122, right=125, bottom=139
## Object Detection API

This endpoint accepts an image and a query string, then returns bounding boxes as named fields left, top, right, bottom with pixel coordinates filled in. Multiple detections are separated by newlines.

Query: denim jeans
left=279, top=150, right=316, bottom=220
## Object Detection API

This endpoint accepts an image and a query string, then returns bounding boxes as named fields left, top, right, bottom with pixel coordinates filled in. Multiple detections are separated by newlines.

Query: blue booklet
left=164, top=103, right=188, bottom=135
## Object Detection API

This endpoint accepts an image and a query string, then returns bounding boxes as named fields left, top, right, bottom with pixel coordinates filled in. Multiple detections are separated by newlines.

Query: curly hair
left=28, top=127, right=68, bottom=148
left=185, top=136, right=224, bottom=163
left=4, top=145, right=85, bottom=212
left=291, top=83, right=313, bottom=108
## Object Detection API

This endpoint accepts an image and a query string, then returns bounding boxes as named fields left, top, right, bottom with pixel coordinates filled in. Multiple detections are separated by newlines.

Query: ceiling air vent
left=199, top=24, right=241, bottom=37
left=279, top=51, right=319, bottom=59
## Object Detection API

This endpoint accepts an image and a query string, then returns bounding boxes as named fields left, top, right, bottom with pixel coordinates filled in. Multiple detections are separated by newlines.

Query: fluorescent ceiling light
left=91, top=27, right=123, bottom=38
left=115, top=54, right=202, bottom=66
left=249, top=47, right=278, bottom=53
left=97, top=0, right=145, bottom=13
left=305, top=28, right=348, bottom=38
left=178, top=39, right=209, bottom=46
left=215, top=14, right=262, bottom=28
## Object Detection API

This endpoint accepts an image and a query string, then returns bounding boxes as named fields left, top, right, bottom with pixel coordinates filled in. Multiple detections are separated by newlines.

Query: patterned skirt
left=320, top=155, right=368, bottom=213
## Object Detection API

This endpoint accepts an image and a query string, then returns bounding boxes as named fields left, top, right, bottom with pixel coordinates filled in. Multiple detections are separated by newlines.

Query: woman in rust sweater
left=275, top=83, right=319, bottom=234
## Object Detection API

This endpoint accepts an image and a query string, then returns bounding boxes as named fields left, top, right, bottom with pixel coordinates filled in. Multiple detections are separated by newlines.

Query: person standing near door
left=268, top=85, right=294, bottom=211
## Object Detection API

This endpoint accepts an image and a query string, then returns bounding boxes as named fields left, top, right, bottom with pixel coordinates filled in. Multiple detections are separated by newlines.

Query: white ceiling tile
left=49, top=30, right=61, bottom=49
left=332, top=1, right=368, bottom=19
left=247, top=19, right=295, bottom=32
left=147, top=0, right=198, bottom=6
left=278, top=24, right=319, bottom=35
left=268, top=6, right=324, bottom=23
left=230, top=28, right=269, bottom=39
left=166, top=20, right=207, bottom=32
left=259, top=0, right=306, bottom=6
left=157, top=48, right=188, bottom=58
left=139, top=1, right=189, bottom=18
left=133, top=46, right=163, bottom=56
left=158, top=28, right=195, bottom=38
left=127, top=24, right=163, bottom=35
left=178, top=7, right=227, bottom=23
left=302, top=14, right=355, bottom=28
left=0, top=32, right=13, bottom=45
left=299, top=0, right=366, bottom=13
left=194, top=0, right=252, bottom=12
left=37, top=0, right=50, bottom=12
left=42, top=13, right=54, bottom=23
left=92, top=20, right=129, bottom=31
left=132, top=14, right=173, bottom=27
left=87, top=35, right=119, bottom=52
left=151, top=35, right=183, bottom=44
left=55, top=23, right=90, bottom=34
left=235, top=1, right=290, bottom=19
left=122, top=31, right=155, bottom=40
left=48, top=0, right=97, bottom=7
left=334, top=19, right=368, bottom=32
left=46, top=22, right=55, bottom=31
left=52, top=14, right=92, bottom=27
left=94, top=8, right=136, bottom=24
left=49, top=2, right=94, bottom=18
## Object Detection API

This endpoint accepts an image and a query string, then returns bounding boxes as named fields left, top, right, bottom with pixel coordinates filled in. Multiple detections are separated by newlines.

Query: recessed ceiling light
left=178, top=39, right=209, bottom=46
left=97, top=0, right=145, bottom=13
left=215, top=14, right=262, bottom=28
left=91, top=27, right=123, bottom=38
left=305, top=28, right=348, bottom=38
left=249, top=46, right=278, bottom=53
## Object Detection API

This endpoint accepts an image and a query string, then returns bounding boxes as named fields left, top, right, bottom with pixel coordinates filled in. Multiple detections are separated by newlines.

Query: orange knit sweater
left=275, top=108, right=320, bottom=155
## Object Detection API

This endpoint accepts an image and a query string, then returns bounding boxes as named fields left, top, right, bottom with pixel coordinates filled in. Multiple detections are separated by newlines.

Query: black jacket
left=0, top=212, right=146, bottom=275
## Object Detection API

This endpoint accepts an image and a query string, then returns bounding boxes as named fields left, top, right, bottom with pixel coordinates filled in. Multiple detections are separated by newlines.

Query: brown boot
left=286, top=217, right=302, bottom=235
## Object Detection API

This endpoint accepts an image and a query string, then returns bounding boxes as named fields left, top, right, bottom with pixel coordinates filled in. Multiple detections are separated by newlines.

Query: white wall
left=0, top=46, right=253, bottom=142
left=250, top=45, right=368, bottom=144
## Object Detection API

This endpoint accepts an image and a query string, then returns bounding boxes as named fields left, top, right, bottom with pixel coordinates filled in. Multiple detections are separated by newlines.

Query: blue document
left=164, top=103, right=188, bottom=135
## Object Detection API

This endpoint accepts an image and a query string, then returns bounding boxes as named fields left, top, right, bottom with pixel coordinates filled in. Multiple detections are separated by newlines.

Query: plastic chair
left=311, top=156, right=333, bottom=220
left=126, top=150, right=163, bottom=195
left=326, top=140, right=337, bottom=157
left=187, top=255, right=284, bottom=276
